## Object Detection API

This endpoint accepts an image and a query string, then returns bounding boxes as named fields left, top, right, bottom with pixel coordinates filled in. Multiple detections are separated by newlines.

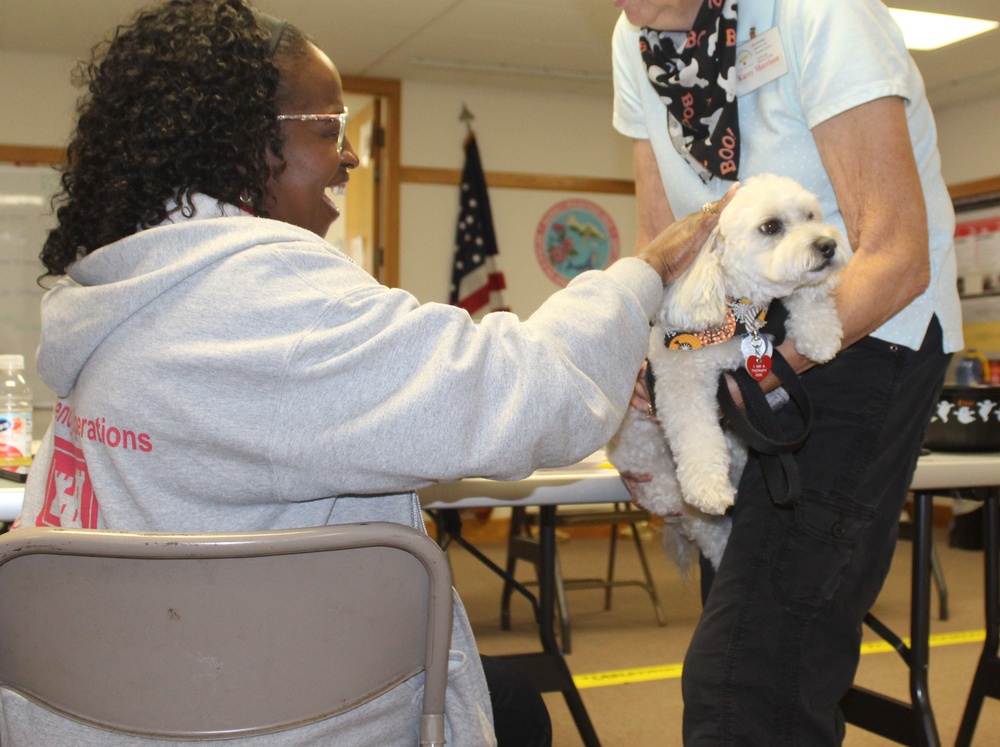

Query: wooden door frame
left=341, top=76, right=401, bottom=288
left=0, top=145, right=64, bottom=165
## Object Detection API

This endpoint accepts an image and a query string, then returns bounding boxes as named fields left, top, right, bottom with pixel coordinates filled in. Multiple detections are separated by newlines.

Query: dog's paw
left=680, top=471, right=735, bottom=515
left=793, top=333, right=841, bottom=364
left=784, top=293, right=843, bottom=364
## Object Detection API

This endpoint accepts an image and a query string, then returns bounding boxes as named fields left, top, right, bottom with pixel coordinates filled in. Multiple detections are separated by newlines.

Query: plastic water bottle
left=0, top=355, right=33, bottom=473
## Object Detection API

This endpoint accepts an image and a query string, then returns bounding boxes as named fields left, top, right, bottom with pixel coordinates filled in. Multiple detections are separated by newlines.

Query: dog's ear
left=661, top=226, right=730, bottom=330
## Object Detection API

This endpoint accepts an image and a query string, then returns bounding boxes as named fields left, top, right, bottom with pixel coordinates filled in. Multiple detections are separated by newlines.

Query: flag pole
left=459, top=103, right=475, bottom=143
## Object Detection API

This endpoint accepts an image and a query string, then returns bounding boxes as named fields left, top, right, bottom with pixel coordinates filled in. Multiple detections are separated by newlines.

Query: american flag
left=449, top=134, right=508, bottom=318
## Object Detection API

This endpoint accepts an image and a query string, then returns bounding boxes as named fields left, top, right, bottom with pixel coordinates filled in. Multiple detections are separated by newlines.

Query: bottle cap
left=0, top=355, right=25, bottom=370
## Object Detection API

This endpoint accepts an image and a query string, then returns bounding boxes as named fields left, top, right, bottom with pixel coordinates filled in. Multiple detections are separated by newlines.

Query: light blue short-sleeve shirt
left=612, top=0, right=962, bottom=353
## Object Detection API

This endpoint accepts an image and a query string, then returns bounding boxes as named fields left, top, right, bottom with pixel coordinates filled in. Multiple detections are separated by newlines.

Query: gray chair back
left=0, top=522, right=452, bottom=745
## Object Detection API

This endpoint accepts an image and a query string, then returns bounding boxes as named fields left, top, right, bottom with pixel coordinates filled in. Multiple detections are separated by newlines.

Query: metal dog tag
left=741, top=333, right=773, bottom=381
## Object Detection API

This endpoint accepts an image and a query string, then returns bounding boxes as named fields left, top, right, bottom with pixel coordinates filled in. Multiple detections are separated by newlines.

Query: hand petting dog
left=635, top=184, right=739, bottom=284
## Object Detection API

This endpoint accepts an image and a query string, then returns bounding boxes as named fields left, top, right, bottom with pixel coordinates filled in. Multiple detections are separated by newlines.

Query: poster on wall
left=954, top=206, right=1000, bottom=372
left=534, top=198, right=620, bottom=287
left=955, top=214, right=1000, bottom=297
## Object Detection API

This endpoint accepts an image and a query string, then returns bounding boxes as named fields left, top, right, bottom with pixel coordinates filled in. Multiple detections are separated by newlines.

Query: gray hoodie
left=10, top=194, right=663, bottom=745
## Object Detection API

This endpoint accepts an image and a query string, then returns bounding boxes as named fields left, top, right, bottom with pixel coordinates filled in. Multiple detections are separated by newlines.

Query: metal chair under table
left=501, top=502, right=667, bottom=653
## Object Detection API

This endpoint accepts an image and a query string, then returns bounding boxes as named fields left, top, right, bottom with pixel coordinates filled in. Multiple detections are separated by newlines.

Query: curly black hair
left=40, top=0, right=310, bottom=277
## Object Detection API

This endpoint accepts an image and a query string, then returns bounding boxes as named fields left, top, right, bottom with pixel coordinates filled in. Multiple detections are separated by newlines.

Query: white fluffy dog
left=606, top=174, right=850, bottom=570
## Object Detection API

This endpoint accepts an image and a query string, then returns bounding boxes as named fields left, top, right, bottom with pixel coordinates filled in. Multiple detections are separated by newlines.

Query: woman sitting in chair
left=12, top=1, right=724, bottom=744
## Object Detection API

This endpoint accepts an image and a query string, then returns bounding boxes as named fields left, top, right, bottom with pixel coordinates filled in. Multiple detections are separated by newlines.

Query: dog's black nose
left=813, top=237, right=837, bottom=259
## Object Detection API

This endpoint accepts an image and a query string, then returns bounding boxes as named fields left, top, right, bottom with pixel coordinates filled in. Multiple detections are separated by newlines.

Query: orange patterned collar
left=662, top=297, right=768, bottom=350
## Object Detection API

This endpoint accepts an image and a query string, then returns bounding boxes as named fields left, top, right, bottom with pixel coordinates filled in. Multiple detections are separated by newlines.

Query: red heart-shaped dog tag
left=746, top=355, right=772, bottom=381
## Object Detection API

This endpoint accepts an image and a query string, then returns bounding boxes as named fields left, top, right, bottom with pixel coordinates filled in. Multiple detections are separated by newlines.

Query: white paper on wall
left=955, top=233, right=982, bottom=295
left=0, top=164, right=59, bottom=407
left=977, top=230, right=1000, bottom=293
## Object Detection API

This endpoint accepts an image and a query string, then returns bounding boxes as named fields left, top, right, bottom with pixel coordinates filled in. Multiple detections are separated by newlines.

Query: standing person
left=9, top=1, right=728, bottom=745
left=611, top=0, right=962, bottom=744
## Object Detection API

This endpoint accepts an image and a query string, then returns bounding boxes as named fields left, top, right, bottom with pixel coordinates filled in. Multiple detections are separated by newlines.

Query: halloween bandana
left=640, top=0, right=740, bottom=182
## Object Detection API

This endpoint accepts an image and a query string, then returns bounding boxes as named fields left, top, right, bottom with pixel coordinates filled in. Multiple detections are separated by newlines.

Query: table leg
left=537, top=506, right=601, bottom=745
left=498, top=505, right=602, bottom=746
left=955, top=488, right=1000, bottom=747
left=910, top=491, right=941, bottom=747
left=500, top=508, right=526, bottom=631
left=839, top=492, right=940, bottom=747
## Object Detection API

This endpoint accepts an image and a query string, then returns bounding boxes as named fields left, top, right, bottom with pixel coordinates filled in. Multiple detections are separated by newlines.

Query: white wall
left=934, top=93, right=1000, bottom=186
left=0, top=50, right=77, bottom=148
left=401, top=81, right=633, bottom=179
left=399, top=80, right=637, bottom=311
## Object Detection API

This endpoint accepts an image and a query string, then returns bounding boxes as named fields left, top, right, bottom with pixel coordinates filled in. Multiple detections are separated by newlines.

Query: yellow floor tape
left=572, top=628, right=987, bottom=690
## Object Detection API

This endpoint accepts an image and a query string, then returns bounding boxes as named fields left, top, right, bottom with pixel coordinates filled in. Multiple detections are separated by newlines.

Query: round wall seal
left=534, top=198, right=620, bottom=287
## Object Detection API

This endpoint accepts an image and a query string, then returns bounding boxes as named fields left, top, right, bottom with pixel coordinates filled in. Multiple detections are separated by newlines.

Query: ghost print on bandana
left=640, top=0, right=739, bottom=183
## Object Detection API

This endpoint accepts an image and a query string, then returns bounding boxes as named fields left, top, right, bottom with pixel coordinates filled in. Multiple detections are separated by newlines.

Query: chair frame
left=0, top=522, right=452, bottom=745
left=501, top=502, right=666, bottom=654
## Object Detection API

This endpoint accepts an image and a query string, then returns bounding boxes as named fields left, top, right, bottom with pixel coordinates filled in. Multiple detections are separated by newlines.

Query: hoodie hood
left=37, top=194, right=321, bottom=396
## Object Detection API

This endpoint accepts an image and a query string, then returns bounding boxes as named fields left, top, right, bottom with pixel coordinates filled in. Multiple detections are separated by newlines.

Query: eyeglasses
left=276, top=107, right=349, bottom=154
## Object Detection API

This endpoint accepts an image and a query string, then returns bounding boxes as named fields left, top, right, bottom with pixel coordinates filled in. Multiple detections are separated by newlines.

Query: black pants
left=683, top=318, right=950, bottom=746
left=480, top=655, right=552, bottom=747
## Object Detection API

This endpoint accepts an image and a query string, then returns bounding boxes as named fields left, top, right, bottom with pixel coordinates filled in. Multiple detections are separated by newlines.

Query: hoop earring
left=237, top=190, right=258, bottom=216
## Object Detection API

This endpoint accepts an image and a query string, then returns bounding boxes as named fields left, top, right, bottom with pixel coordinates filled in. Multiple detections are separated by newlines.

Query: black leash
left=716, top=348, right=813, bottom=507
left=646, top=300, right=812, bottom=507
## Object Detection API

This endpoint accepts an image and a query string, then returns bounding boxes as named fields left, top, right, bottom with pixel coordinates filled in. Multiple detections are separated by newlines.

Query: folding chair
left=501, top=502, right=667, bottom=653
left=0, top=522, right=452, bottom=745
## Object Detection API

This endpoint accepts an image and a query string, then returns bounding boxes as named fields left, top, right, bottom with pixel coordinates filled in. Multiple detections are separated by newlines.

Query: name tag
left=735, top=26, right=788, bottom=96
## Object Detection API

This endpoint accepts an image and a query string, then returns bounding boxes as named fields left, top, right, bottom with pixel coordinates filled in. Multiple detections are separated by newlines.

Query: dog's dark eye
left=807, top=212, right=815, bottom=221
left=759, top=219, right=784, bottom=235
